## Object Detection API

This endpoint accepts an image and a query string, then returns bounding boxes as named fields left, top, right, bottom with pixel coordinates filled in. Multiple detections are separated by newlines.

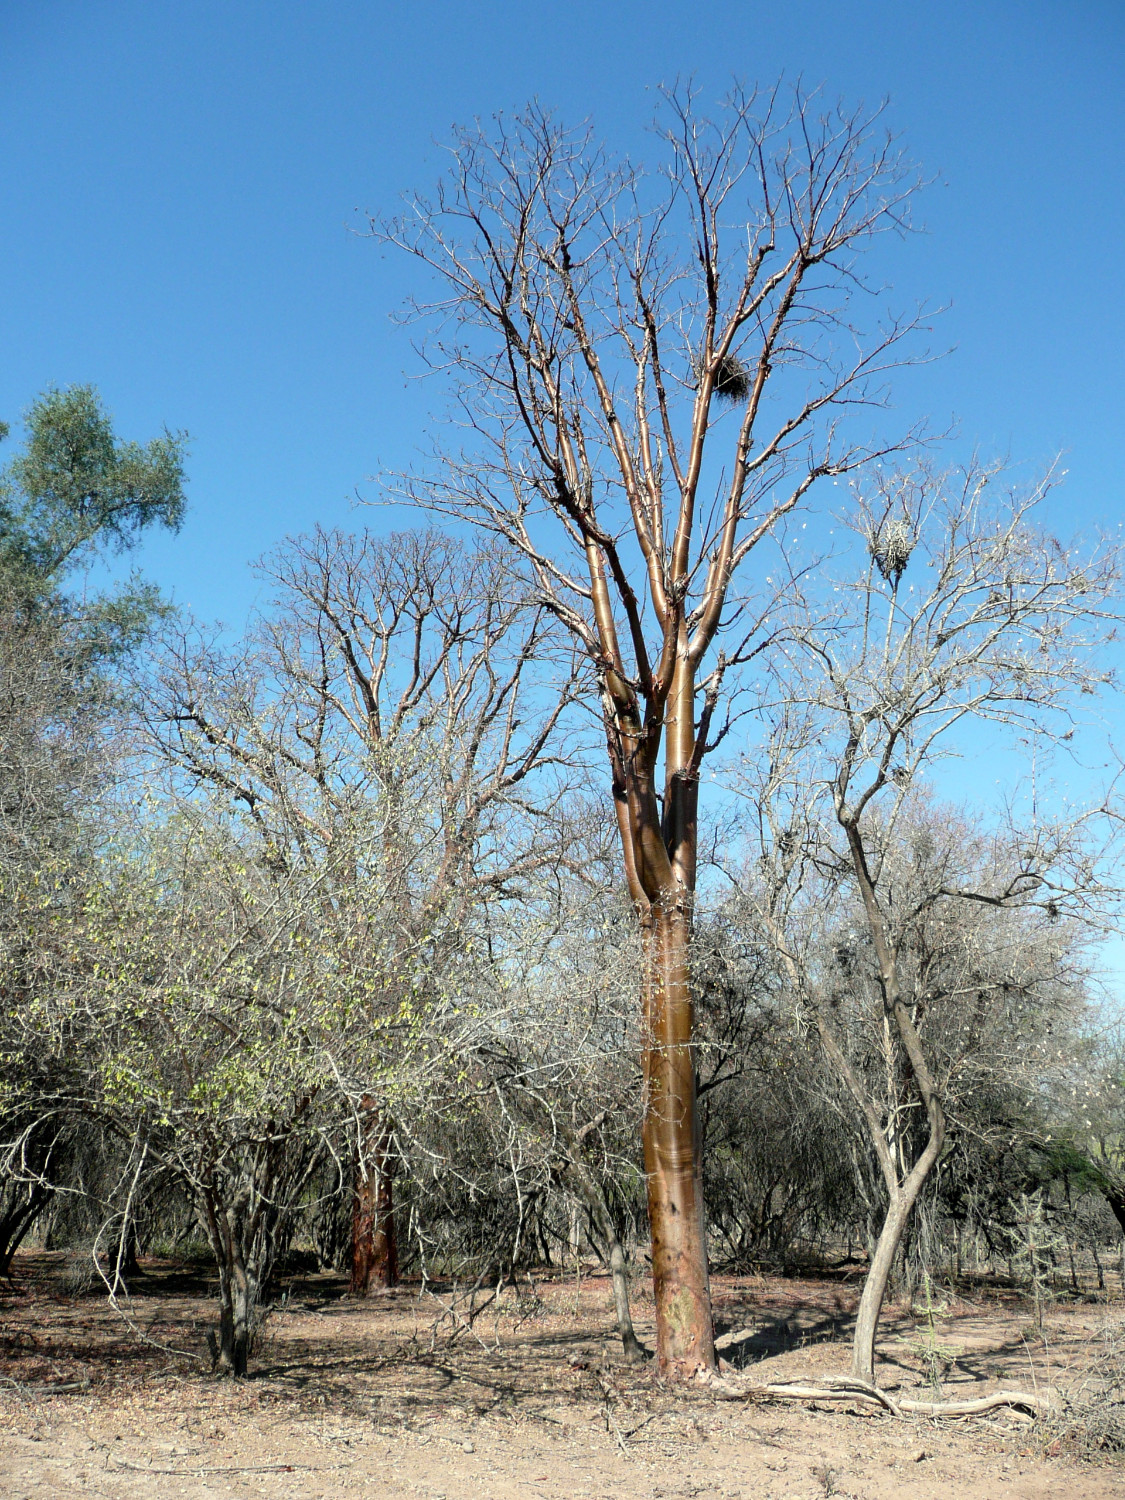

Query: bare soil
left=1, top=1252, right=1122, bottom=1499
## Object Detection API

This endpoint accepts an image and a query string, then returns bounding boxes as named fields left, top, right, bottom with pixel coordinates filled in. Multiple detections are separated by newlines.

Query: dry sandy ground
left=1, top=1254, right=1122, bottom=1500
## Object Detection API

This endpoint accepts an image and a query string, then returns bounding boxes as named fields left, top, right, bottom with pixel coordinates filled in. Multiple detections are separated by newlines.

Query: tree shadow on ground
left=717, top=1306, right=856, bottom=1366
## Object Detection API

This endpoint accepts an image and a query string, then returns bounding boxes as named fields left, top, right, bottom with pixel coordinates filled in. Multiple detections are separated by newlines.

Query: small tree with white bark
left=740, top=457, right=1120, bottom=1385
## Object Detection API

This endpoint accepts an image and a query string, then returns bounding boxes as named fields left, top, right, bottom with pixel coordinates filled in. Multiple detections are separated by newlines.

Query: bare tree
left=0, top=583, right=124, bottom=1269
left=45, top=810, right=384, bottom=1377
left=1053, top=1020, right=1125, bottom=1253
left=743, top=458, right=1120, bottom=1385
left=137, top=526, right=579, bottom=1294
left=382, top=83, right=928, bottom=1374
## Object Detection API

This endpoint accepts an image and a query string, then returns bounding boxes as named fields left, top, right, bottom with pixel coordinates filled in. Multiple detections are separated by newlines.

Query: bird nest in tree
left=868, top=518, right=914, bottom=584
left=694, top=350, right=751, bottom=404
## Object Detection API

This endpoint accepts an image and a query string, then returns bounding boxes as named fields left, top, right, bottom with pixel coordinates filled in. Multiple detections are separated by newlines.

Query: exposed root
left=697, top=1367, right=1054, bottom=1419
left=703, top=1370, right=902, bottom=1415
left=758, top=1379, right=903, bottom=1417
left=897, top=1389, right=1057, bottom=1418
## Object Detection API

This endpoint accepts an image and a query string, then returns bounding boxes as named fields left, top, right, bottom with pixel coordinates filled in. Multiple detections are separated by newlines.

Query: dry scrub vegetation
left=1, top=1252, right=1122, bottom=1500
left=4, top=86, right=1125, bottom=1500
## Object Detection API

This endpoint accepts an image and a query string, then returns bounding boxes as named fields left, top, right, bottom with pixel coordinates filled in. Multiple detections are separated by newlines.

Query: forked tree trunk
left=202, top=1190, right=262, bottom=1378
left=847, top=1013, right=945, bottom=1384
left=832, top=820, right=948, bottom=1386
left=215, top=1252, right=255, bottom=1377
left=852, top=1180, right=925, bottom=1383
left=0, top=1125, right=60, bottom=1276
left=350, top=1101, right=398, bottom=1295
left=0, top=1179, right=52, bottom=1277
left=641, top=899, right=715, bottom=1378
left=105, top=1209, right=141, bottom=1296
left=203, top=1204, right=256, bottom=1377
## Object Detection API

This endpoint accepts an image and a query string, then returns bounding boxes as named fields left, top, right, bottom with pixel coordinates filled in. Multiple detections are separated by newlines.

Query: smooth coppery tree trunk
left=605, top=660, right=717, bottom=1377
left=350, top=1101, right=398, bottom=1295
left=640, top=899, right=715, bottom=1378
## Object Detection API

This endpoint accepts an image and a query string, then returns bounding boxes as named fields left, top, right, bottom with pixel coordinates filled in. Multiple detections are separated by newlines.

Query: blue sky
left=2, top=1, right=1123, bottom=985
left=3, top=1, right=1124, bottom=963
left=2, top=0, right=1122, bottom=625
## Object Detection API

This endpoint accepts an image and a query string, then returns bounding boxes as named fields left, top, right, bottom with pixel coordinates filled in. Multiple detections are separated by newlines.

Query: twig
left=108, top=1458, right=346, bottom=1476
left=0, top=1376, right=91, bottom=1397
left=423, top=1285, right=498, bottom=1355
left=604, top=1403, right=629, bottom=1457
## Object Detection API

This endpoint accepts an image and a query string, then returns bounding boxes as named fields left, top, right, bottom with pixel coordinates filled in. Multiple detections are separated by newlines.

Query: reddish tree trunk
left=641, top=900, right=716, bottom=1378
left=350, top=1101, right=398, bottom=1295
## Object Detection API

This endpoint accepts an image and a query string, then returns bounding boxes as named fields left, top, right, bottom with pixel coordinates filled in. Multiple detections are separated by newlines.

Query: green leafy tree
left=0, top=385, right=188, bottom=1272
left=0, top=384, right=187, bottom=658
left=0, top=384, right=186, bottom=583
left=5, top=804, right=423, bottom=1376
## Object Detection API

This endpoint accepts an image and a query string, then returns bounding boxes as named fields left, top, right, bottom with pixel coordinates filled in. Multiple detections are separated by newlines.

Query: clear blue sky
left=3, top=1, right=1123, bottom=987
left=2, top=0, right=1122, bottom=624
